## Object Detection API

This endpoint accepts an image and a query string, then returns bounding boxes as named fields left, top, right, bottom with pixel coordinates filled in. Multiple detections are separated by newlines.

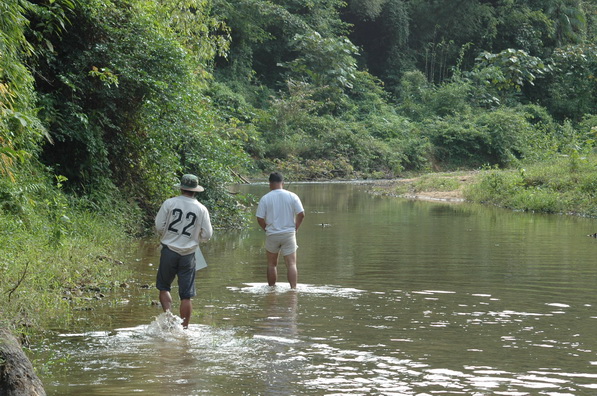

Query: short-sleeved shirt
left=155, top=195, right=213, bottom=256
left=256, top=189, right=304, bottom=235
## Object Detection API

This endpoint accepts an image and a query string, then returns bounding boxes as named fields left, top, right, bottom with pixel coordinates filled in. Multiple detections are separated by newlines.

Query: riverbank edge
left=368, top=171, right=477, bottom=203
left=367, top=156, right=597, bottom=220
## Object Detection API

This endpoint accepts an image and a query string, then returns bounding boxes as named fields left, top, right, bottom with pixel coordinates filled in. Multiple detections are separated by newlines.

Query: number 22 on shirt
left=167, top=209, right=197, bottom=237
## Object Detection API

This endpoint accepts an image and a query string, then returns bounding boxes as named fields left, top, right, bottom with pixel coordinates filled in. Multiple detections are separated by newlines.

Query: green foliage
left=2, top=0, right=597, bottom=240
left=257, top=113, right=408, bottom=178
left=346, top=0, right=411, bottom=90
left=0, top=208, right=133, bottom=332
left=427, top=79, right=473, bottom=117
left=2, top=0, right=597, bottom=336
left=542, top=43, right=597, bottom=122
left=283, top=31, right=359, bottom=91
left=253, top=76, right=423, bottom=177
left=213, top=0, right=349, bottom=90
left=348, top=0, right=387, bottom=21
left=465, top=154, right=597, bottom=216
left=25, top=0, right=252, bottom=227
left=0, top=0, right=50, bottom=180
left=263, top=154, right=354, bottom=180
left=396, top=70, right=431, bottom=120
left=140, top=0, right=231, bottom=67
left=493, top=3, right=553, bottom=55
left=579, top=114, right=597, bottom=149
left=344, top=0, right=591, bottom=95
left=467, top=49, right=551, bottom=103
left=423, top=106, right=561, bottom=169
left=411, top=173, right=462, bottom=193
left=544, top=0, right=588, bottom=46
left=211, top=0, right=597, bottom=180
left=0, top=166, right=135, bottom=331
left=47, top=175, right=70, bottom=247
left=407, top=0, right=497, bottom=84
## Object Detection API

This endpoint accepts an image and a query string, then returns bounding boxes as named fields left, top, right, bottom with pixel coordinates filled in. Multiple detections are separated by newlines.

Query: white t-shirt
left=256, top=189, right=304, bottom=235
left=155, top=195, right=213, bottom=255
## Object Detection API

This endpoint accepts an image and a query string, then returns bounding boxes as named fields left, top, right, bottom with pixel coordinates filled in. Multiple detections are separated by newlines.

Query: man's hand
left=295, top=212, right=305, bottom=231
left=257, top=216, right=267, bottom=232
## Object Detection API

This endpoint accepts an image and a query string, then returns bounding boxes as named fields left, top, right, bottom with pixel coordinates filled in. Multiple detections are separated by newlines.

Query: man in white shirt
left=155, top=174, right=213, bottom=328
left=256, top=172, right=305, bottom=289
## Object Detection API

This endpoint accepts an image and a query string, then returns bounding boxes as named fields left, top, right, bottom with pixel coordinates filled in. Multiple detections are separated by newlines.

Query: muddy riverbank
left=370, top=171, right=479, bottom=202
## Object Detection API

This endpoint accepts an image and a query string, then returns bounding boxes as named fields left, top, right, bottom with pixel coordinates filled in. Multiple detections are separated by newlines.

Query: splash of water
left=146, top=310, right=186, bottom=337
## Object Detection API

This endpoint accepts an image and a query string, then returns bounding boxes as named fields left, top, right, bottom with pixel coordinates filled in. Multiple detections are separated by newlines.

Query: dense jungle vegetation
left=1, top=0, right=596, bottom=332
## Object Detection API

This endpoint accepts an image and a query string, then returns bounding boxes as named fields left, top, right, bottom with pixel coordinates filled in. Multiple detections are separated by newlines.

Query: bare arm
left=295, top=212, right=305, bottom=231
left=257, top=217, right=267, bottom=232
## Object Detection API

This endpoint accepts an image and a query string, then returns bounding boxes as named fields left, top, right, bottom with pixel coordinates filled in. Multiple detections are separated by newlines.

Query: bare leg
left=283, top=251, right=298, bottom=289
left=180, top=299, right=192, bottom=328
left=266, top=250, right=279, bottom=286
left=159, top=290, right=172, bottom=312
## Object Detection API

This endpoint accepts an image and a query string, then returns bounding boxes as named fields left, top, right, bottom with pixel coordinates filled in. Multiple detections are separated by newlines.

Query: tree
left=407, top=0, right=497, bottom=84
left=344, top=0, right=410, bottom=92
left=212, top=0, right=349, bottom=91
left=28, top=0, right=250, bottom=224
left=0, top=0, right=48, bottom=180
left=543, top=43, right=597, bottom=121
left=544, top=0, right=587, bottom=46
left=283, top=31, right=359, bottom=91
left=465, top=48, right=551, bottom=106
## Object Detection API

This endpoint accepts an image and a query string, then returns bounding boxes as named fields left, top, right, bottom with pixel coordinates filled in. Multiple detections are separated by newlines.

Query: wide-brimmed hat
left=174, top=174, right=204, bottom=192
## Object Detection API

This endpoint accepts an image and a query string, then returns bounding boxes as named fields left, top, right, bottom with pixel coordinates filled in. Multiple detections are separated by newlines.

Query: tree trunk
left=0, top=328, right=46, bottom=396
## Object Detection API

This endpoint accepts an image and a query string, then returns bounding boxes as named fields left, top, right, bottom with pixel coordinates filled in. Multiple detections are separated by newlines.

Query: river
left=35, top=182, right=597, bottom=395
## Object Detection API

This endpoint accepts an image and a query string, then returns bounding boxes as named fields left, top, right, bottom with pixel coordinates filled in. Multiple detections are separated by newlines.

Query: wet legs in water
left=266, top=250, right=298, bottom=289
left=159, top=290, right=192, bottom=328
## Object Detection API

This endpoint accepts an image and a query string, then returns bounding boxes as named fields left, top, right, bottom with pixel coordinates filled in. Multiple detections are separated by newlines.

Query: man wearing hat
left=155, top=174, right=213, bottom=328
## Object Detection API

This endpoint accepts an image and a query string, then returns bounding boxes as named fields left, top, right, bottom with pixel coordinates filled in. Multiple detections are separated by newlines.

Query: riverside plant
left=0, top=208, right=133, bottom=335
left=410, top=173, right=463, bottom=193
left=464, top=154, right=597, bottom=217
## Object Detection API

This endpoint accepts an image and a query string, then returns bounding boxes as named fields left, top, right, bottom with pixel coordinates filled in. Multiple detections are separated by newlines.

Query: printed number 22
left=167, top=209, right=198, bottom=236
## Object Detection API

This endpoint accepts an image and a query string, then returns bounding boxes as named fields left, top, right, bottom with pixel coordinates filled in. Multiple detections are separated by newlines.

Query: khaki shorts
left=265, top=232, right=298, bottom=256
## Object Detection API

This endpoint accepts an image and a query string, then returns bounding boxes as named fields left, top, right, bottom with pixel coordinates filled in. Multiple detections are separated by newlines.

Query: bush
left=423, top=115, right=490, bottom=169
left=0, top=174, right=133, bottom=332
left=465, top=155, right=597, bottom=216
left=423, top=106, right=563, bottom=169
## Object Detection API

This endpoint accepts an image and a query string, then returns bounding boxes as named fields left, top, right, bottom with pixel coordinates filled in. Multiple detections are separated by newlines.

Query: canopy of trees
left=1, top=0, right=596, bottom=227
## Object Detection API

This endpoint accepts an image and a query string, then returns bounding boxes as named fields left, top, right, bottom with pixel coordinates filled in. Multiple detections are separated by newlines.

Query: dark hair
left=269, top=172, right=283, bottom=183
left=181, top=189, right=196, bottom=196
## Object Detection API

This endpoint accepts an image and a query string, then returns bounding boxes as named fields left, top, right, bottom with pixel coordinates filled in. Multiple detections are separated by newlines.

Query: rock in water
left=0, top=328, right=46, bottom=396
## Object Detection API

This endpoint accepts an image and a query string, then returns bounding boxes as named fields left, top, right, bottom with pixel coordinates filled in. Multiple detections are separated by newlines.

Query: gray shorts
left=265, top=232, right=298, bottom=256
left=156, top=245, right=196, bottom=300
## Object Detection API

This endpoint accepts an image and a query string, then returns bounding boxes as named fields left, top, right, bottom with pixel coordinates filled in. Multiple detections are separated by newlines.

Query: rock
left=0, top=328, right=46, bottom=396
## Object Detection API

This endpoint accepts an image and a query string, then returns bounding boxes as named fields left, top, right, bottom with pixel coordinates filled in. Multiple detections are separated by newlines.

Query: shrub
left=465, top=155, right=597, bottom=216
left=0, top=175, right=133, bottom=332
left=424, top=106, right=562, bottom=169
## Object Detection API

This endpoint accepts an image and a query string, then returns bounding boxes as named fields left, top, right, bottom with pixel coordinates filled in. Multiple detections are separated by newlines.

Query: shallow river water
left=36, top=182, right=597, bottom=395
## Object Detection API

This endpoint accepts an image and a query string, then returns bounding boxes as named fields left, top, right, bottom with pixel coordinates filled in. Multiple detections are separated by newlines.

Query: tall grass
left=0, top=203, right=133, bottom=335
left=464, top=154, right=597, bottom=216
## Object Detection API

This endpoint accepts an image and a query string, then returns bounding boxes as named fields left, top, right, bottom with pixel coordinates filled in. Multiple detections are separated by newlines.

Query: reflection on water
left=37, top=183, right=597, bottom=395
